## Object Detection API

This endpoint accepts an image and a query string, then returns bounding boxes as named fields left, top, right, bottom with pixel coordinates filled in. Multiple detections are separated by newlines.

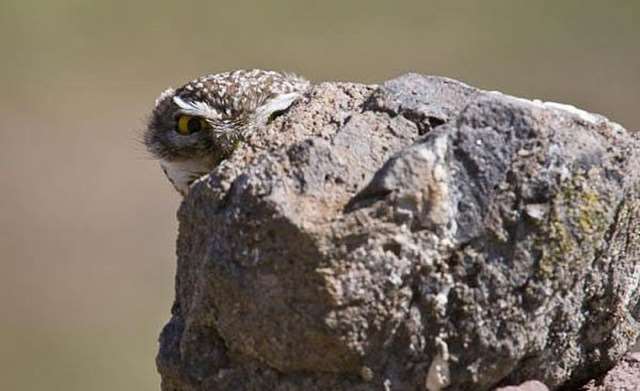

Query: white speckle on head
left=155, top=87, right=175, bottom=107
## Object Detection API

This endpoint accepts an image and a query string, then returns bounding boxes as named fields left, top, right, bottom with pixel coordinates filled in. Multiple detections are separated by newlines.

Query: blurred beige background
left=0, top=1, right=638, bottom=390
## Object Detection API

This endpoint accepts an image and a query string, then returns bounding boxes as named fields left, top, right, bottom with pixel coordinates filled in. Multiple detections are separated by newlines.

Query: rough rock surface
left=156, top=74, right=640, bottom=390
left=495, top=380, right=549, bottom=391
left=581, top=352, right=640, bottom=391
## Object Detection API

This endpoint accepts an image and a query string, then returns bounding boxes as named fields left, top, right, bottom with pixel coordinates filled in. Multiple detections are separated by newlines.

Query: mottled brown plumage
left=144, top=69, right=309, bottom=196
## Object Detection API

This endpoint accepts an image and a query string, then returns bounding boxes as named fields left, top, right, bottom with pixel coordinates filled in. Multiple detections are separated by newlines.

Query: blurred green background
left=0, top=1, right=637, bottom=390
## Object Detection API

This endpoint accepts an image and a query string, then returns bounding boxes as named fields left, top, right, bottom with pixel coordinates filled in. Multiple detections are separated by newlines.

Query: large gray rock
left=156, top=74, right=640, bottom=390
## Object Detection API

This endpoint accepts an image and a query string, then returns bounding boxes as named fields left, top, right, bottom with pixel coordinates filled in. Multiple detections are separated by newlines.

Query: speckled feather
left=178, top=69, right=308, bottom=118
left=144, top=69, right=310, bottom=196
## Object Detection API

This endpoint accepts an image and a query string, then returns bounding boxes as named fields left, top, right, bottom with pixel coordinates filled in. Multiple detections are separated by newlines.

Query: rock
left=494, top=380, right=549, bottom=391
left=581, top=352, right=640, bottom=391
left=156, top=74, right=640, bottom=390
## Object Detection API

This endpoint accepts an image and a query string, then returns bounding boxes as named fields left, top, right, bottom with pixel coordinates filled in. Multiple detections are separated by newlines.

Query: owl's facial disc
left=145, top=69, right=310, bottom=196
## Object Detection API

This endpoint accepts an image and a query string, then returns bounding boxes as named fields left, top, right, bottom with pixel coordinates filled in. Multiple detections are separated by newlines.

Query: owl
left=144, top=69, right=310, bottom=196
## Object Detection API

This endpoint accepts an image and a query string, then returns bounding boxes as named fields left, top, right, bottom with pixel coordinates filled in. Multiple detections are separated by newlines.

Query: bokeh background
left=0, top=1, right=638, bottom=389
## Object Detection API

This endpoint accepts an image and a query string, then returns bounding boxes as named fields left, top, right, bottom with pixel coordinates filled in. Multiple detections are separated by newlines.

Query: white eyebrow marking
left=172, top=96, right=220, bottom=120
left=255, top=92, right=301, bottom=125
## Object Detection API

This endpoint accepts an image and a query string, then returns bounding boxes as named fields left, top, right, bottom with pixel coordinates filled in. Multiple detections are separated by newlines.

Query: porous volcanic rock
left=156, top=74, right=640, bottom=391
left=581, top=352, right=640, bottom=391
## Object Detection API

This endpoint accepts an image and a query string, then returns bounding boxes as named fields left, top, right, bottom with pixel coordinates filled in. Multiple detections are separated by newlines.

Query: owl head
left=144, top=70, right=309, bottom=195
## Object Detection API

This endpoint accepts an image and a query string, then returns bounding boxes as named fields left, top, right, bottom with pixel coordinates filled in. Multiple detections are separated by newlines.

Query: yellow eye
left=176, top=115, right=207, bottom=135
